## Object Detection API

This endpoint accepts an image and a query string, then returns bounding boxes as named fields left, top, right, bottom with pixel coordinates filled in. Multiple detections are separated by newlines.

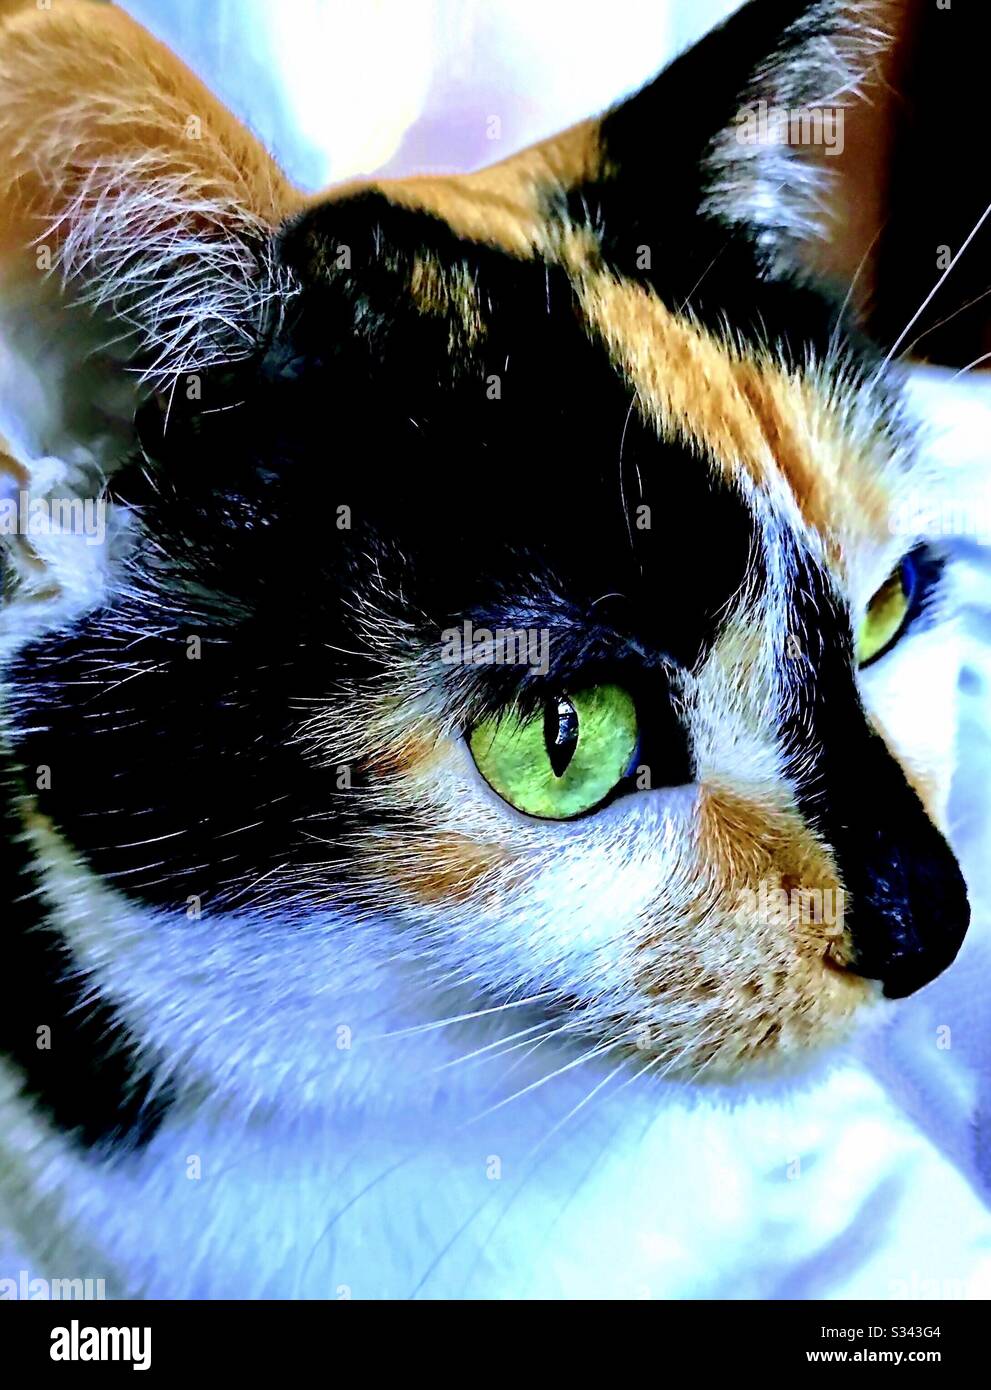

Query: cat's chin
left=599, top=965, right=888, bottom=1099
left=681, top=989, right=892, bottom=1102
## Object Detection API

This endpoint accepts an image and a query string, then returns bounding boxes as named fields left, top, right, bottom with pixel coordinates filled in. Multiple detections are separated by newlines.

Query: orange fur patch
left=377, top=832, right=513, bottom=907
left=619, top=785, right=869, bottom=1074
left=573, top=272, right=893, bottom=549
left=0, top=442, right=27, bottom=489
left=696, top=784, right=855, bottom=968
left=372, top=119, right=602, bottom=258
left=408, top=254, right=484, bottom=350
left=0, top=0, right=300, bottom=274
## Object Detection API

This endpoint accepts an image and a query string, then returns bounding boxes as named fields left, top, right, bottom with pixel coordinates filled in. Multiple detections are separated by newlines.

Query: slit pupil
left=544, top=697, right=579, bottom=777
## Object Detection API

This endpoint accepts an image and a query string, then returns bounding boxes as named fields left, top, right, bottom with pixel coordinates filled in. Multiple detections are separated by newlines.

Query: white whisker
left=873, top=194, right=991, bottom=382
left=951, top=350, right=991, bottom=380
left=363, top=992, right=551, bottom=1043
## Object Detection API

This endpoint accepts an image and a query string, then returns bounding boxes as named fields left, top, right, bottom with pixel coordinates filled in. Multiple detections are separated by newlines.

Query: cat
left=0, top=0, right=980, bottom=1298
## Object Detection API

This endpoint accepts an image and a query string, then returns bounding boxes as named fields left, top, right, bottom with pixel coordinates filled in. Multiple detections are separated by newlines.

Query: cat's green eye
left=856, top=562, right=911, bottom=668
left=468, top=685, right=639, bottom=820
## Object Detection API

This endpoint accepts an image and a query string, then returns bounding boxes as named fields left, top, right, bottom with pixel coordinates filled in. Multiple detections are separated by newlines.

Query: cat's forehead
left=278, top=181, right=908, bottom=603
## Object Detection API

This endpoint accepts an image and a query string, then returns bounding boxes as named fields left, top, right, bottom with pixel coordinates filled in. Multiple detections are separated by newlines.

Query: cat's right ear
left=0, top=0, right=301, bottom=617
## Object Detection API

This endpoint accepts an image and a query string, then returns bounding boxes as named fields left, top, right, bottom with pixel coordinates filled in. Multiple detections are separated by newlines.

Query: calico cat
left=0, top=0, right=978, bottom=1297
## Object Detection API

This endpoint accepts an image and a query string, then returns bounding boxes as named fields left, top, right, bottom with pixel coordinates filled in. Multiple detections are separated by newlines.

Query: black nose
left=843, top=834, right=970, bottom=999
left=878, top=945, right=965, bottom=1000
left=813, top=745, right=970, bottom=999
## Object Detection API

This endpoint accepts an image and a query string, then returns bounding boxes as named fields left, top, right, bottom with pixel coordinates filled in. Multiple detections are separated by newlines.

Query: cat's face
left=0, top=0, right=970, bottom=1093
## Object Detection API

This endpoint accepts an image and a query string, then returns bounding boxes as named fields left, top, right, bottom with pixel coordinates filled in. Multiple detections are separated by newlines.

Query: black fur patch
left=5, top=198, right=760, bottom=911
left=0, top=754, right=171, bottom=1149
left=782, top=555, right=969, bottom=997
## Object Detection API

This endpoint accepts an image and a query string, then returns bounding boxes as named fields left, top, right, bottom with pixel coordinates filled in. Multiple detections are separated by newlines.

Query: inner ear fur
left=765, top=0, right=989, bottom=372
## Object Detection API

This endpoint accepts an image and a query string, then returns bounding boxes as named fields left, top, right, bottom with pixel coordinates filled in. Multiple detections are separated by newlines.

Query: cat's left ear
left=584, top=0, right=907, bottom=302
left=490, top=1, right=982, bottom=368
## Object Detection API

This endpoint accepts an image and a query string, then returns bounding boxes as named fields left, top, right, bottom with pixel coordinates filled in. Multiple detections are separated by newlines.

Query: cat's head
left=0, top=0, right=971, bottom=1088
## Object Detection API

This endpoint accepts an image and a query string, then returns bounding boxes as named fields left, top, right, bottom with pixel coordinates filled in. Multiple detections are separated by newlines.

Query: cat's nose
left=835, top=814, right=970, bottom=999
left=881, top=960, right=958, bottom=1001
left=800, top=706, right=970, bottom=1001
left=860, top=914, right=969, bottom=1000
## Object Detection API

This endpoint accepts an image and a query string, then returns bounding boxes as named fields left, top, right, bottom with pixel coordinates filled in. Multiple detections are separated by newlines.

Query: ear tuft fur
left=0, top=1, right=301, bottom=388
left=49, top=152, right=297, bottom=387
left=702, top=0, right=893, bottom=260
left=0, top=1, right=301, bottom=642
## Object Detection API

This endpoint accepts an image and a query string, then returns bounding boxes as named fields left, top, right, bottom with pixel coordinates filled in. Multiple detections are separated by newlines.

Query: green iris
left=856, top=562, right=911, bottom=667
left=469, top=684, right=639, bottom=820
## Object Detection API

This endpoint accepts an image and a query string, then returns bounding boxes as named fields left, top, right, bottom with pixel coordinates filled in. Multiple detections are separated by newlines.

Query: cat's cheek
left=386, top=739, right=878, bottom=1077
